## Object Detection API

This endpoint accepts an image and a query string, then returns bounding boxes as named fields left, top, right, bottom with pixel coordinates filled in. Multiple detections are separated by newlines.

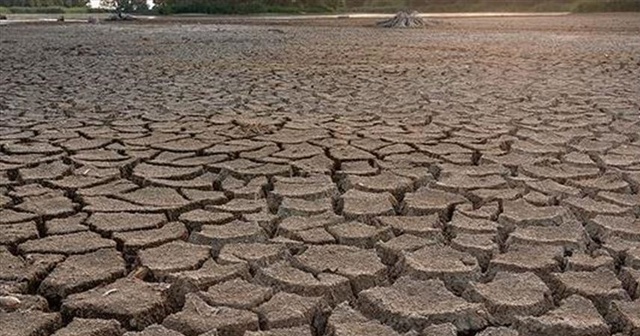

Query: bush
left=0, top=6, right=10, bottom=13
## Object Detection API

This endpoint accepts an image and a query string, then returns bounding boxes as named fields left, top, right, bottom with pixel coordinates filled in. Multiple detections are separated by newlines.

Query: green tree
left=100, top=0, right=147, bottom=13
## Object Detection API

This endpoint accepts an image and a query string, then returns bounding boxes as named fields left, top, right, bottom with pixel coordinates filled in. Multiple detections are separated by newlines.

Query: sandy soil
left=0, top=14, right=639, bottom=336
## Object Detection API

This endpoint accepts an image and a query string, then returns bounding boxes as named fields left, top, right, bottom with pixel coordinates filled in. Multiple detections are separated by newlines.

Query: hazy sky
left=89, top=0, right=155, bottom=8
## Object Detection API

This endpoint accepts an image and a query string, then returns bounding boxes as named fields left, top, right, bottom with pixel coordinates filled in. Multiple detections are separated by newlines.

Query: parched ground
left=1, top=13, right=640, bottom=336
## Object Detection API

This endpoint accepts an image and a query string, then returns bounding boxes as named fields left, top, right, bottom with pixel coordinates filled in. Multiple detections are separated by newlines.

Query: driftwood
left=377, top=11, right=426, bottom=28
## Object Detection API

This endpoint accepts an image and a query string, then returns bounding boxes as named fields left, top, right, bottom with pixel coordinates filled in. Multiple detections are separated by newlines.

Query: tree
left=100, top=0, right=147, bottom=13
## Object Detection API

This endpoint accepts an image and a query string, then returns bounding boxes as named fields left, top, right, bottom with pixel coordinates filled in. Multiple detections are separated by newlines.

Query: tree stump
left=377, top=11, right=426, bottom=28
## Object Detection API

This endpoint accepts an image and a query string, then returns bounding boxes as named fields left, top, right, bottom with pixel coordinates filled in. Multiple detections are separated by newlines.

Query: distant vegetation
left=153, top=0, right=640, bottom=14
left=152, top=0, right=640, bottom=14
left=344, top=0, right=640, bottom=13
left=0, top=0, right=143, bottom=13
left=0, top=0, right=101, bottom=13
left=0, top=0, right=87, bottom=6
left=154, top=0, right=341, bottom=14
left=0, top=0, right=638, bottom=14
left=0, top=5, right=107, bottom=13
left=572, top=0, right=640, bottom=11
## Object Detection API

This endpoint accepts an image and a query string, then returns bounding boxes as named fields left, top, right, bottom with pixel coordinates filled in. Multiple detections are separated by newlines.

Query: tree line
left=3, top=0, right=638, bottom=12
left=151, top=0, right=602, bottom=13
left=0, top=0, right=87, bottom=6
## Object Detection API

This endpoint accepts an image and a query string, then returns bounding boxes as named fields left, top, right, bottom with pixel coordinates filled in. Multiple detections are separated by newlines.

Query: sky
left=89, top=0, right=155, bottom=8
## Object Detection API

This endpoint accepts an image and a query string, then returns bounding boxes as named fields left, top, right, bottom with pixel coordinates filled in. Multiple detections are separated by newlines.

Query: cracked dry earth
left=1, top=14, right=640, bottom=336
